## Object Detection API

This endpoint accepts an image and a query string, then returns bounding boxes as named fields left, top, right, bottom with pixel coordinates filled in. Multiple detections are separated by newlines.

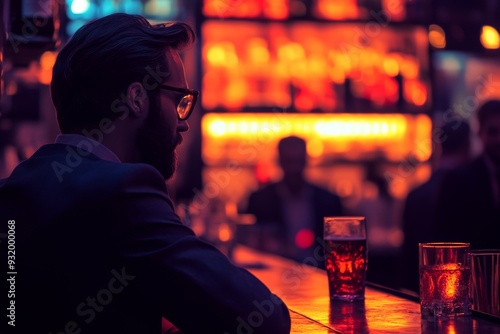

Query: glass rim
left=324, top=216, right=366, bottom=221
left=419, top=242, right=470, bottom=249
left=471, top=249, right=500, bottom=255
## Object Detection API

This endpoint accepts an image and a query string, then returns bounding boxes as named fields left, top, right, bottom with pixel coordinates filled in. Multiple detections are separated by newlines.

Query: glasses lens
left=177, top=95, right=193, bottom=119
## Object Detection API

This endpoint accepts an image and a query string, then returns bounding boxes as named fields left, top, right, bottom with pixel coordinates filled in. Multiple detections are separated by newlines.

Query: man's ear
left=126, top=82, right=148, bottom=118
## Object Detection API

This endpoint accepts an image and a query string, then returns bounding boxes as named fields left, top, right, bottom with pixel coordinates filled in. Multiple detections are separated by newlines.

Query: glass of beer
left=324, top=216, right=367, bottom=302
left=419, top=242, right=471, bottom=318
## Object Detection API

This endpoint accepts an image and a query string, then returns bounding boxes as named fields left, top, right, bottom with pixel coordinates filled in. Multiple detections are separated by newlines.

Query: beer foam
left=324, top=236, right=366, bottom=241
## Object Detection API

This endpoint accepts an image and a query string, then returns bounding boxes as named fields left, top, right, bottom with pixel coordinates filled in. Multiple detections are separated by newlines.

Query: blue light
left=70, top=0, right=90, bottom=15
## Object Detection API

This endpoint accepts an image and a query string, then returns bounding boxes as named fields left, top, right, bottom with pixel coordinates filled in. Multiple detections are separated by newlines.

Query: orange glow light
left=400, top=58, right=419, bottom=79
left=218, top=223, right=233, bottom=242
left=203, top=0, right=260, bottom=18
left=247, top=38, right=270, bottom=64
left=481, top=25, right=500, bottom=49
left=429, top=24, right=446, bottom=49
left=382, top=0, right=406, bottom=21
left=202, top=113, right=432, bottom=165
left=263, top=0, right=288, bottom=19
left=404, top=80, right=428, bottom=107
left=383, top=57, right=399, bottom=77
left=316, top=0, right=359, bottom=20
left=307, top=138, right=324, bottom=158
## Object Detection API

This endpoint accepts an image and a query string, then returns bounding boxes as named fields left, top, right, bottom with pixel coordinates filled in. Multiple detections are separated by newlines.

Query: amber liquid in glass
left=325, top=238, right=367, bottom=301
left=420, top=264, right=471, bottom=317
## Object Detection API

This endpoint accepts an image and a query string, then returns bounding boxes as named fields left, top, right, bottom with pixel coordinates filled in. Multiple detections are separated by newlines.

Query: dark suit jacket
left=0, top=144, right=290, bottom=334
left=245, top=181, right=343, bottom=265
left=435, top=155, right=500, bottom=249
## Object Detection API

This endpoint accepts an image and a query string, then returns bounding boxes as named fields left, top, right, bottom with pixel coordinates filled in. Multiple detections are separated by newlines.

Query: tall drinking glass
left=324, top=216, right=367, bottom=302
left=471, top=249, right=500, bottom=316
left=419, top=242, right=471, bottom=318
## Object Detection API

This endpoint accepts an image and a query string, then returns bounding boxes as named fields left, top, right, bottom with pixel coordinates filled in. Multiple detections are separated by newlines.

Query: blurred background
left=2, top=0, right=500, bottom=289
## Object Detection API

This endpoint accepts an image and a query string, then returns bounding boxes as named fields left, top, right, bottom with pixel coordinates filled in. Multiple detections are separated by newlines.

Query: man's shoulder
left=250, top=182, right=280, bottom=196
left=309, top=182, right=340, bottom=200
left=2, top=143, right=165, bottom=192
left=443, top=156, right=487, bottom=187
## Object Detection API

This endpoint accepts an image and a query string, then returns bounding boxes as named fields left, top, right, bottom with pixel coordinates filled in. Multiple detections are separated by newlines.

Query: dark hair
left=440, top=120, right=470, bottom=155
left=476, top=100, right=500, bottom=131
left=278, top=136, right=306, bottom=154
left=51, top=13, right=195, bottom=133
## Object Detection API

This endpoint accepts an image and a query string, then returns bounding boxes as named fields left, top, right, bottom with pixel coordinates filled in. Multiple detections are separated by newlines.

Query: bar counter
left=232, top=246, right=500, bottom=334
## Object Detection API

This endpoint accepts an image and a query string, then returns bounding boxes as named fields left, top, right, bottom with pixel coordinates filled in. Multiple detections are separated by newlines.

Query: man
left=400, top=120, right=471, bottom=292
left=435, top=100, right=500, bottom=250
left=244, top=136, right=343, bottom=266
left=0, top=14, right=290, bottom=334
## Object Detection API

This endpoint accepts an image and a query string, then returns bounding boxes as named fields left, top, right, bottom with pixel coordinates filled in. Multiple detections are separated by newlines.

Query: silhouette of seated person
left=244, top=136, right=343, bottom=265
left=435, top=100, right=500, bottom=250
left=400, top=119, right=471, bottom=292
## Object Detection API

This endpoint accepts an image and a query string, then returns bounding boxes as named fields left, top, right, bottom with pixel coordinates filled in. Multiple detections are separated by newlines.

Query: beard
left=137, top=97, right=181, bottom=180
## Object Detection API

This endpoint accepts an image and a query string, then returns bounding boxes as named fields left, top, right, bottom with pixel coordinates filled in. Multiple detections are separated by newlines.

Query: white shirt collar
left=55, top=134, right=121, bottom=163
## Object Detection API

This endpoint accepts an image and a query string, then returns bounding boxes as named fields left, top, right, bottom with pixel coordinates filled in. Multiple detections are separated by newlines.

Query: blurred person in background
left=0, top=13, right=290, bottom=334
left=243, top=135, right=343, bottom=266
left=400, top=119, right=471, bottom=292
left=356, top=160, right=403, bottom=289
left=435, top=100, right=500, bottom=250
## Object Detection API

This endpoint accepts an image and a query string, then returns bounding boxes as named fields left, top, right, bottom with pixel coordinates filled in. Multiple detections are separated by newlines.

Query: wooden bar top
left=232, top=246, right=500, bottom=334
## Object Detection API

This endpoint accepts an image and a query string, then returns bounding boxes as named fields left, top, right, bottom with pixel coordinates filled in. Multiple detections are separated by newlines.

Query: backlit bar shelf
left=201, top=113, right=432, bottom=166
left=202, top=0, right=426, bottom=22
left=202, top=21, right=430, bottom=113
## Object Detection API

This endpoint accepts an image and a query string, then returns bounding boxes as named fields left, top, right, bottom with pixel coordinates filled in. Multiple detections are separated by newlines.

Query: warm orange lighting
left=202, top=113, right=432, bottom=164
left=263, top=0, right=288, bottom=19
left=247, top=38, right=270, bottom=64
left=307, top=138, right=324, bottom=158
left=40, top=51, right=57, bottom=70
left=278, top=42, right=305, bottom=63
left=382, top=0, right=406, bottom=21
left=224, top=80, right=247, bottom=110
left=225, top=202, right=238, bottom=217
left=315, top=0, right=359, bottom=20
left=413, top=115, right=433, bottom=161
left=383, top=57, right=399, bottom=77
left=446, top=323, right=457, bottom=334
left=202, top=21, right=429, bottom=111
left=295, top=92, right=315, bottom=112
left=481, top=25, right=500, bottom=49
left=38, top=51, right=57, bottom=85
left=38, top=70, right=52, bottom=85
left=400, top=58, right=419, bottom=79
left=404, top=80, right=428, bottom=107
left=329, top=67, right=345, bottom=84
left=218, top=222, right=233, bottom=242
left=438, top=264, right=460, bottom=301
left=309, top=55, right=327, bottom=77
left=255, top=161, right=272, bottom=184
left=429, top=24, right=446, bottom=48
left=203, top=0, right=260, bottom=18
left=336, top=179, right=354, bottom=198
left=206, top=42, right=238, bottom=67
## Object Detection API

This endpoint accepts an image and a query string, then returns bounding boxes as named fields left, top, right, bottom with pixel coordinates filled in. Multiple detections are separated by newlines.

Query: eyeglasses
left=158, top=84, right=199, bottom=121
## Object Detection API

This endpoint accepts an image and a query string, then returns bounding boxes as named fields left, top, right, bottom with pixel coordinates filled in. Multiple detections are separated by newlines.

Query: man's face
left=279, top=146, right=306, bottom=179
left=480, top=114, right=500, bottom=165
left=137, top=49, right=189, bottom=180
